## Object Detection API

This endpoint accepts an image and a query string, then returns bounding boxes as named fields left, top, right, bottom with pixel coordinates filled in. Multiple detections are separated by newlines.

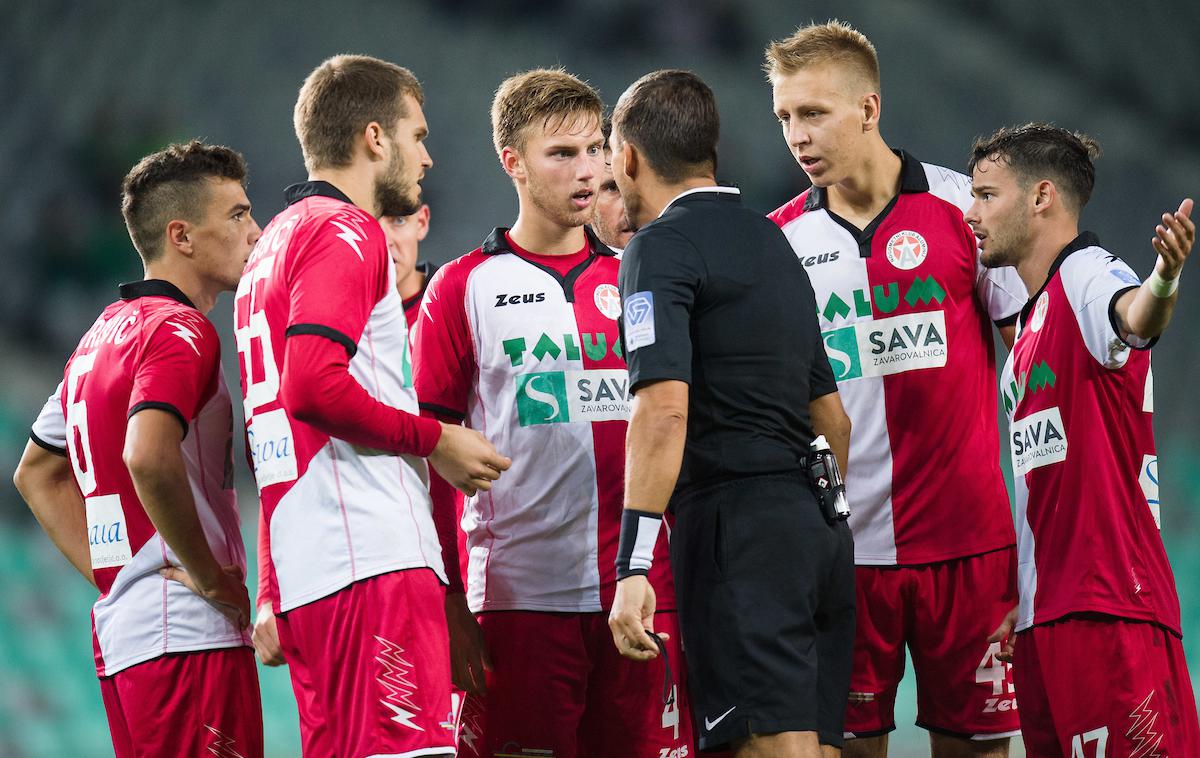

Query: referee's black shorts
left=670, top=472, right=855, bottom=752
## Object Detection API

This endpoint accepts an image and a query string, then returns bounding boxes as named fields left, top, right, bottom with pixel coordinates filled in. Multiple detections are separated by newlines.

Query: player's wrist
left=1148, top=259, right=1180, bottom=298
left=615, top=509, right=662, bottom=580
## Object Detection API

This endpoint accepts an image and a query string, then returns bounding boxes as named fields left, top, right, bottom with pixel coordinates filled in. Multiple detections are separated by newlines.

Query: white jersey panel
left=31, top=383, right=66, bottom=448
left=1058, top=247, right=1149, bottom=368
left=463, top=256, right=605, bottom=613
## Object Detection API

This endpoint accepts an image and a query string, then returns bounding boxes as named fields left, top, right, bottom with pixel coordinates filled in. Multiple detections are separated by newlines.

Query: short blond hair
left=763, top=20, right=880, bottom=92
left=490, top=68, right=602, bottom=156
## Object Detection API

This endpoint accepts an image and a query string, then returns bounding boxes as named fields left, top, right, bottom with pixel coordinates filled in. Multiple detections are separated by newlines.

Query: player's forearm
left=623, top=389, right=688, bottom=514
left=14, top=444, right=96, bottom=587
left=1121, top=283, right=1178, bottom=341
left=282, top=334, right=442, bottom=456
left=810, top=392, right=852, bottom=475
left=126, top=447, right=224, bottom=589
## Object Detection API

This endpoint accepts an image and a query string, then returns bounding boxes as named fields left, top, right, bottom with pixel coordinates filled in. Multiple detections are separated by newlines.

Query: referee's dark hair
left=121, top=140, right=248, bottom=263
left=969, top=123, right=1101, bottom=214
left=612, top=70, right=719, bottom=183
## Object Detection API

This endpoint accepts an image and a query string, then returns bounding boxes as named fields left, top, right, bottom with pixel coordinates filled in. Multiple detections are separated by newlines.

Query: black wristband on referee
left=615, top=509, right=663, bottom=580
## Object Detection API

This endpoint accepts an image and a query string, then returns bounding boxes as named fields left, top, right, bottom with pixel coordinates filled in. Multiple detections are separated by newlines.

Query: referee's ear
left=620, top=140, right=640, bottom=182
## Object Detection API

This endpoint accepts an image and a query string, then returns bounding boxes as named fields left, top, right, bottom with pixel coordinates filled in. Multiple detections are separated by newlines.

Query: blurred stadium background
left=2, top=1, right=1197, bottom=755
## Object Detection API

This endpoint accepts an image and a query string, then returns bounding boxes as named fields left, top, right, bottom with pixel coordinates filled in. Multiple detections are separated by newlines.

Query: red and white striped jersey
left=1000, top=233, right=1180, bottom=634
left=771, top=152, right=1025, bottom=565
left=413, top=229, right=674, bottom=613
left=30, top=280, right=249, bottom=677
left=235, top=182, right=444, bottom=613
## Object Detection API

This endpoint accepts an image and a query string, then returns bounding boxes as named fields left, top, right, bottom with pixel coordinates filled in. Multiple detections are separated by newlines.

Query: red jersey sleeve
left=285, top=209, right=388, bottom=353
left=412, top=255, right=479, bottom=421
left=129, top=311, right=219, bottom=432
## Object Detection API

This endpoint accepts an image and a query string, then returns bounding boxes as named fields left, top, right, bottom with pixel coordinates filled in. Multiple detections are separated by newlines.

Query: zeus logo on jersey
left=494, top=292, right=547, bottom=307
left=818, top=276, right=946, bottom=323
left=515, top=369, right=630, bottom=426
left=799, top=251, right=840, bottom=267
left=1010, top=407, right=1067, bottom=476
left=86, top=494, right=132, bottom=569
left=822, top=311, right=947, bottom=381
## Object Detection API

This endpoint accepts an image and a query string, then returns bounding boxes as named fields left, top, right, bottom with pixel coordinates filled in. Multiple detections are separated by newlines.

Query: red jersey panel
left=32, top=279, right=248, bottom=676
left=1000, top=233, right=1180, bottom=634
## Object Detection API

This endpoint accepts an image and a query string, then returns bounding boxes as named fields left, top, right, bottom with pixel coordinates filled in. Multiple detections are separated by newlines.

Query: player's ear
left=415, top=204, right=430, bottom=242
left=861, top=92, right=881, bottom=133
left=165, top=219, right=192, bottom=256
left=1032, top=180, right=1057, bottom=215
left=363, top=121, right=387, bottom=162
left=500, top=146, right=524, bottom=181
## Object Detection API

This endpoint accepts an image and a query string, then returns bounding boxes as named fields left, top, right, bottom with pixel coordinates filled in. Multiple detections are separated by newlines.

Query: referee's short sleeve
left=618, top=225, right=703, bottom=393
left=809, top=330, right=838, bottom=400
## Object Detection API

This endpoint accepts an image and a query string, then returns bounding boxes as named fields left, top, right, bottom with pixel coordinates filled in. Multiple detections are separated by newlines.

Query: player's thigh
left=908, top=549, right=1019, bottom=740
left=733, top=730, right=822, bottom=758
left=275, top=610, right=333, bottom=757
left=842, top=734, right=888, bottom=758
left=928, top=731, right=1009, bottom=758
left=459, top=610, right=590, bottom=758
left=98, top=674, right=136, bottom=758
left=284, top=569, right=454, bottom=756
left=844, top=565, right=911, bottom=739
left=579, top=610, right=694, bottom=758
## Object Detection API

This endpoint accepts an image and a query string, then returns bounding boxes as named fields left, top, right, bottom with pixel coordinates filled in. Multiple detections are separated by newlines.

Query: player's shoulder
left=768, top=189, right=814, bottom=229
left=917, top=161, right=974, bottom=213
left=1059, top=241, right=1138, bottom=291
left=145, top=302, right=219, bottom=354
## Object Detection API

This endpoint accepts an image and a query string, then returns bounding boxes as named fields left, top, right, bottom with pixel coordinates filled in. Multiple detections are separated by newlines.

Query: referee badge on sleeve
left=623, top=291, right=656, bottom=350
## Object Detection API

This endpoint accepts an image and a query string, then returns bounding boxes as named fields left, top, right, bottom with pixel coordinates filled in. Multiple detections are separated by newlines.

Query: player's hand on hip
left=608, top=575, right=665, bottom=662
left=446, top=592, right=492, bottom=696
left=252, top=603, right=286, bottom=666
left=986, top=604, right=1020, bottom=663
left=159, top=563, right=251, bottom=630
left=429, top=423, right=512, bottom=497
left=1152, top=198, right=1195, bottom=279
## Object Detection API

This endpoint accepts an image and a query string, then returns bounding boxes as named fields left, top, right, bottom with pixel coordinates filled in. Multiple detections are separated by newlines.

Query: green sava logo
left=818, top=276, right=947, bottom=323
left=516, top=372, right=571, bottom=425
left=1002, top=361, right=1056, bottom=414
left=515, top=369, right=630, bottom=427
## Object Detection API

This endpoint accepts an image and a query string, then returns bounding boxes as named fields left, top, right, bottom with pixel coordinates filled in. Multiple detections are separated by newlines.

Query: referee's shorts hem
left=701, top=718, right=844, bottom=752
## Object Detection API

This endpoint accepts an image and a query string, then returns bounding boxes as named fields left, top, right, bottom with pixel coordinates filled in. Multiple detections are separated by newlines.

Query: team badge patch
left=594, top=283, right=622, bottom=320
left=624, top=291, right=655, bottom=350
left=885, top=230, right=928, bottom=270
left=1029, top=291, right=1050, bottom=333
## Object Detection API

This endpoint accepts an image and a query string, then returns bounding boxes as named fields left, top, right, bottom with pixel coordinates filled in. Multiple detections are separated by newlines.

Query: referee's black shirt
left=619, top=187, right=836, bottom=492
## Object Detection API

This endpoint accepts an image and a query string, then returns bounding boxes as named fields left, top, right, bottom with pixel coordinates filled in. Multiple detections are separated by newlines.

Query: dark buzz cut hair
left=969, top=123, right=1102, bottom=212
left=490, top=68, right=603, bottom=156
left=294, top=54, right=424, bottom=172
left=612, top=69, right=719, bottom=184
left=120, top=140, right=247, bottom=263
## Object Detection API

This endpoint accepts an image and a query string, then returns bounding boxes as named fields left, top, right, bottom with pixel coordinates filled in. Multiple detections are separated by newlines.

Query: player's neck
left=142, top=265, right=217, bottom=314
left=509, top=211, right=586, bottom=256
left=397, top=269, right=424, bottom=300
left=1019, top=222, right=1081, bottom=295
left=826, top=142, right=901, bottom=223
left=639, top=174, right=719, bottom=223
left=308, top=168, right=379, bottom=217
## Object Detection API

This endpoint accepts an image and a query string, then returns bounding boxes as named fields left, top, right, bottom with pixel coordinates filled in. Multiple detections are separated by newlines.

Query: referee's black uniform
left=619, top=186, right=855, bottom=751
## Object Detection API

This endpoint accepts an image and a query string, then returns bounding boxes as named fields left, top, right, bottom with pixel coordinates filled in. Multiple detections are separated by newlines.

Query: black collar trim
left=1019, top=231, right=1102, bottom=326
left=118, top=279, right=195, bottom=308
left=284, top=180, right=355, bottom=208
left=480, top=227, right=613, bottom=304
left=802, top=148, right=928, bottom=212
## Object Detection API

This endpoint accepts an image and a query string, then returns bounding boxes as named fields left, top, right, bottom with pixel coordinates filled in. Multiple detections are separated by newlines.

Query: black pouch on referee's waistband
left=805, top=435, right=850, bottom=524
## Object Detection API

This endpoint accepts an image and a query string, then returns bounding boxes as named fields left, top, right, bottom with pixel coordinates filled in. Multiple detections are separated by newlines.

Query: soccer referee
left=607, top=69, right=856, bottom=758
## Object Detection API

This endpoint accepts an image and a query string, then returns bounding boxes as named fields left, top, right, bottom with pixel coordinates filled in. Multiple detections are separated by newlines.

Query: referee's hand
left=609, top=575, right=666, bottom=662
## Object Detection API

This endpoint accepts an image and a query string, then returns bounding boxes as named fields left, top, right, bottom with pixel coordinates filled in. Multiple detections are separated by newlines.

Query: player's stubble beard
left=980, top=206, right=1031, bottom=270
left=376, top=144, right=422, bottom=218
left=526, top=164, right=593, bottom=230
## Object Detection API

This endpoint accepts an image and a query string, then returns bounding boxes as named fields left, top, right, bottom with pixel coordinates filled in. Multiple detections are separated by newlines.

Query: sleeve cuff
left=413, top=414, right=443, bottom=458
left=29, top=431, right=67, bottom=456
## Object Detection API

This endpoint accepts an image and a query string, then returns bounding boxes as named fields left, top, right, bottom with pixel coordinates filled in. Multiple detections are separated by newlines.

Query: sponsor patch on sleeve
left=1110, top=268, right=1140, bottom=286
left=623, top=291, right=656, bottom=351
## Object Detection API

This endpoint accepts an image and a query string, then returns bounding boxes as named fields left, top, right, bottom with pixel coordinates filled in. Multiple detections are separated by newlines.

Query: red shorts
left=1014, top=614, right=1200, bottom=757
left=846, top=547, right=1020, bottom=741
left=457, top=610, right=694, bottom=758
left=100, top=646, right=262, bottom=758
left=276, top=568, right=455, bottom=757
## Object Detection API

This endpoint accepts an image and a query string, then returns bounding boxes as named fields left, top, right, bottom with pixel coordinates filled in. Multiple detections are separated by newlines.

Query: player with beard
left=234, top=55, right=509, bottom=757
left=592, top=118, right=635, bottom=253
left=413, top=68, right=694, bottom=757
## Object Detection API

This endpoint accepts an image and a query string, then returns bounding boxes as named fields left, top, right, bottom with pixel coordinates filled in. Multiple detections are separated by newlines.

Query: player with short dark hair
left=414, top=67, right=694, bottom=757
left=14, top=140, right=264, bottom=758
left=609, top=69, right=855, bottom=758
left=967, top=123, right=1200, bottom=757
left=234, top=54, right=509, bottom=757
left=764, top=21, right=1027, bottom=758
left=592, top=118, right=635, bottom=252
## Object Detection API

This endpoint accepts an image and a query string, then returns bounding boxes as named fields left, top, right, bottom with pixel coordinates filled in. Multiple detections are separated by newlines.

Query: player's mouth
left=974, top=230, right=988, bottom=248
left=571, top=189, right=594, bottom=210
left=797, top=154, right=821, bottom=172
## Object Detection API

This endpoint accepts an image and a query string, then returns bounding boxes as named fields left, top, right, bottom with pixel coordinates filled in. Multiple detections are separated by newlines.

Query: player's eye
left=777, top=113, right=790, bottom=124
left=805, top=110, right=822, bottom=119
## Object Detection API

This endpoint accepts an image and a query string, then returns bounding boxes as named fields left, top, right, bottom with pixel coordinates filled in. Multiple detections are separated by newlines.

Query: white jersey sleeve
left=30, top=382, right=66, bottom=451
left=1059, top=247, right=1151, bottom=369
